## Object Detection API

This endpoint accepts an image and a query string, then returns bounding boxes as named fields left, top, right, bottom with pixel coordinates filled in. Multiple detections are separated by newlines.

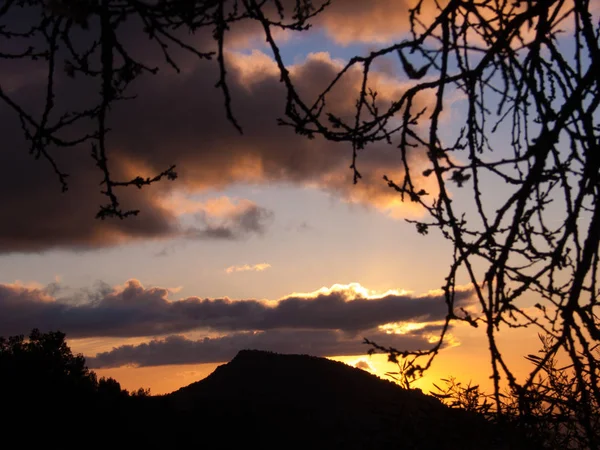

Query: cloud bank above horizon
left=0, top=2, right=437, bottom=254
left=0, top=279, right=472, bottom=367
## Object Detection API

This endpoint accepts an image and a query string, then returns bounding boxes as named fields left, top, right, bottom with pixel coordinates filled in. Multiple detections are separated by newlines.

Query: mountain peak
left=167, top=351, right=530, bottom=449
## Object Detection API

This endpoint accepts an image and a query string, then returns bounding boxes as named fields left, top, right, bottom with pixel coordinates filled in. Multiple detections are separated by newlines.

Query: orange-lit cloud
left=289, top=282, right=411, bottom=300
left=156, top=194, right=274, bottom=240
left=310, top=0, right=572, bottom=47
left=1, top=45, right=436, bottom=252
left=315, top=0, right=429, bottom=44
left=0, top=277, right=475, bottom=368
left=225, top=263, right=272, bottom=274
left=1, top=0, right=591, bottom=254
left=0, top=279, right=474, bottom=338
left=1, top=2, right=476, bottom=254
left=224, top=0, right=440, bottom=46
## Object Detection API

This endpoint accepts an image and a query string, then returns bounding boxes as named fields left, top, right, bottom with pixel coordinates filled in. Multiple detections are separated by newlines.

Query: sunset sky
left=0, top=0, right=581, bottom=395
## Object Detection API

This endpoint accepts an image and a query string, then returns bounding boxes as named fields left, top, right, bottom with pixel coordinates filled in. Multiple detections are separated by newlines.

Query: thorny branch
left=0, top=0, right=327, bottom=218
left=246, top=0, right=600, bottom=447
left=2, top=0, right=599, bottom=446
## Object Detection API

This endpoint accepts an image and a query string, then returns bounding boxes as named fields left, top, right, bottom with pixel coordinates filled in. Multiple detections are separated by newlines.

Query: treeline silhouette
left=0, top=329, right=155, bottom=446
left=1, top=329, right=539, bottom=449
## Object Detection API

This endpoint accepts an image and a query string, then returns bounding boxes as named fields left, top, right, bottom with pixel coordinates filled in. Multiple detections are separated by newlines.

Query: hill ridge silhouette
left=164, top=349, right=530, bottom=449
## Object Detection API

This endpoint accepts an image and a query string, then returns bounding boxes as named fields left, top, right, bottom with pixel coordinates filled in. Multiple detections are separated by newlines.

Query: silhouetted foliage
left=3, top=1, right=599, bottom=448
left=0, top=329, right=153, bottom=445
left=245, top=1, right=600, bottom=449
left=0, top=328, right=97, bottom=410
left=0, top=0, right=328, bottom=218
left=432, top=333, right=600, bottom=450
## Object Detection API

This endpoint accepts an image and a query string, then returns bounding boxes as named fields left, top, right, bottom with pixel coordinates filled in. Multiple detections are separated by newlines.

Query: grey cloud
left=186, top=204, right=274, bottom=240
left=236, top=204, right=274, bottom=234
left=0, top=9, right=423, bottom=253
left=191, top=226, right=237, bottom=240
left=108, top=53, right=415, bottom=199
left=0, top=280, right=473, bottom=338
left=86, top=327, right=444, bottom=368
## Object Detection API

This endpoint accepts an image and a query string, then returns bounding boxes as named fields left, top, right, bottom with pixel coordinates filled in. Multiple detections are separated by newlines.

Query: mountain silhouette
left=0, top=332, right=535, bottom=449
left=163, top=350, right=531, bottom=449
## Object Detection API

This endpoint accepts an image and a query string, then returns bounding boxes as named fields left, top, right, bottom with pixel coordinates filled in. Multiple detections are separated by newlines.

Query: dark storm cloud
left=86, top=327, right=444, bottom=368
left=0, top=3, right=431, bottom=253
left=0, top=280, right=473, bottom=338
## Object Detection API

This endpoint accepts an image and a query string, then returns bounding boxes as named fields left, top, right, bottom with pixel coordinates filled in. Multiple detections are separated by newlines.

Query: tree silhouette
left=0, top=328, right=156, bottom=445
left=431, top=334, right=599, bottom=449
left=0, top=328, right=98, bottom=439
left=0, top=328, right=97, bottom=396
left=249, top=1, right=600, bottom=448
left=0, top=0, right=327, bottom=218
left=2, top=1, right=599, bottom=448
